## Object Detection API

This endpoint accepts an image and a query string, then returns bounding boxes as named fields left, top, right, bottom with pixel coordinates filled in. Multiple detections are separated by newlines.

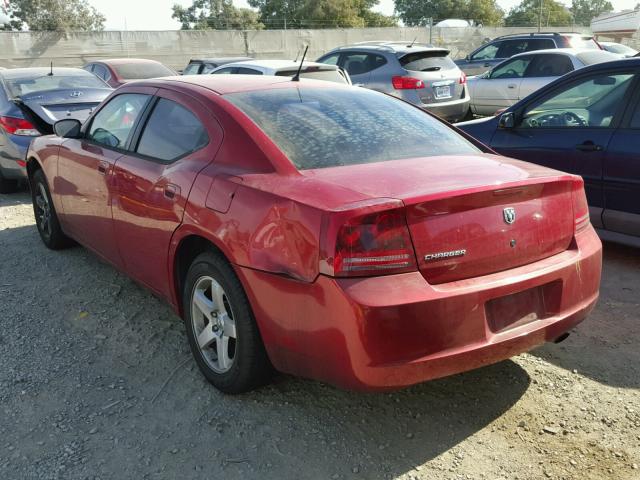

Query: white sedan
left=209, top=59, right=351, bottom=84
left=467, top=49, right=620, bottom=116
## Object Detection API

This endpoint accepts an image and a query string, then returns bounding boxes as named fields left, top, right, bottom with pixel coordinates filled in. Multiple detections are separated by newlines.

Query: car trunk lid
left=303, top=154, right=575, bottom=283
left=14, top=87, right=112, bottom=133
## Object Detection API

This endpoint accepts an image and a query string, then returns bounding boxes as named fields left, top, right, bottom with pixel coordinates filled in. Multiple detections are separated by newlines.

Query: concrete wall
left=0, top=26, right=593, bottom=70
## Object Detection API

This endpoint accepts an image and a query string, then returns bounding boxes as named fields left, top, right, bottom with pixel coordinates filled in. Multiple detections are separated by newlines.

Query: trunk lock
left=510, top=239, right=517, bottom=248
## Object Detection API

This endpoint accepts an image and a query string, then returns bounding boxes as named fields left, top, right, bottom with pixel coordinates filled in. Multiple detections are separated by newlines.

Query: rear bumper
left=237, top=226, right=602, bottom=391
left=420, top=94, right=470, bottom=122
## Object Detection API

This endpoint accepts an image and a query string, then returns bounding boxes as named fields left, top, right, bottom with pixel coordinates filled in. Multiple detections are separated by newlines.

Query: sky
left=87, top=0, right=640, bottom=31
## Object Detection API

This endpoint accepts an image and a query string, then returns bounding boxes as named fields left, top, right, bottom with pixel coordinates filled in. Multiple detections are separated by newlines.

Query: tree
left=505, top=0, right=572, bottom=27
left=1, top=0, right=105, bottom=31
left=247, top=0, right=396, bottom=29
left=394, top=0, right=504, bottom=27
left=571, top=0, right=613, bottom=26
left=172, top=0, right=264, bottom=30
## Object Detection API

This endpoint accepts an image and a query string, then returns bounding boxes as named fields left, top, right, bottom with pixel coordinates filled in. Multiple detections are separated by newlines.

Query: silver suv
left=317, top=42, right=470, bottom=122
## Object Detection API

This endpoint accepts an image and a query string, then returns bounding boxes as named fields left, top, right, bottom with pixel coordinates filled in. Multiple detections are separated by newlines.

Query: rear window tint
left=136, top=98, right=208, bottom=162
left=225, top=88, right=479, bottom=170
left=112, top=63, right=175, bottom=80
left=5, top=73, right=107, bottom=97
left=399, top=51, right=456, bottom=72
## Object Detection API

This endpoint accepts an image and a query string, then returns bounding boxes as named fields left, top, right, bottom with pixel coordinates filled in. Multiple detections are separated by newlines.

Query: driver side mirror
left=498, top=111, right=515, bottom=129
left=53, top=119, right=82, bottom=139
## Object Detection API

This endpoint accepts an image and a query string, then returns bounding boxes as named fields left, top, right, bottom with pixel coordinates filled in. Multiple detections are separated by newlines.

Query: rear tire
left=0, top=170, right=19, bottom=194
left=183, top=251, right=273, bottom=394
left=31, top=169, right=74, bottom=250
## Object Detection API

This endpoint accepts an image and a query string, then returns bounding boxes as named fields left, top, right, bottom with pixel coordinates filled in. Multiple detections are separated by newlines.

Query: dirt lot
left=0, top=190, right=638, bottom=480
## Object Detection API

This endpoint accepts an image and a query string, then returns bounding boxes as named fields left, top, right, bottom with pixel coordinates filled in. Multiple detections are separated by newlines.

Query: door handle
left=164, top=184, right=180, bottom=200
left=507, top=84, right=517, bottom=89
left=575, top=141, right=602, bottom=152
left=97, top=161, right=109, bottom=175
left=483, top=62, right=491, bottom=67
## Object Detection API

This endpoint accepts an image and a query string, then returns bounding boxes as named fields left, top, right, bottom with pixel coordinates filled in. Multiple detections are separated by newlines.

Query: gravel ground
left=1, top=190, right=639, bottom=480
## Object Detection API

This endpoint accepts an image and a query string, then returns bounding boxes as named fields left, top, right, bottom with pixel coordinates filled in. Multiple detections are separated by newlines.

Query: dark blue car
left=0, top=67, right=112, bottom=193
left=457, top=57, right=640, bottom=247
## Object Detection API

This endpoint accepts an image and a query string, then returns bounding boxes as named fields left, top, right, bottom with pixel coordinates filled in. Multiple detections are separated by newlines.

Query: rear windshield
left=399, top=51, right=456, bottom=72
left=225, top=87, right=480, bottom=170
left=275, top=68, right=347, bottom=84
left=112, top=63, right=175, bottom=80
left=4, top=74, right=108, bottom=98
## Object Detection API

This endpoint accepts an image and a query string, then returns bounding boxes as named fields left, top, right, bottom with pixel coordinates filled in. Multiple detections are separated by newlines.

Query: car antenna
left=292, top=45, right=308, bottom=82
left=408, top=37, right=417, bottom=48
left=48, top=61, right=53, bottom=76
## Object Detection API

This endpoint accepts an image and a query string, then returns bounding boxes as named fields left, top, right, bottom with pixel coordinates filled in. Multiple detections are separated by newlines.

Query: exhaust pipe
left=553, top=332, right=570, bottom=344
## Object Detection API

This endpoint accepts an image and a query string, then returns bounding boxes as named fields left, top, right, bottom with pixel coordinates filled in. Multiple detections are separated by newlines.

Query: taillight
left=459, top=71, right=467, bottom=84
left=322, top=207, right=418, bottom=277
left=0, top=116, right=40, bottom=136
left=571, top=177, right=590, bottom=233
left=392, top=76, right=425, bottom=90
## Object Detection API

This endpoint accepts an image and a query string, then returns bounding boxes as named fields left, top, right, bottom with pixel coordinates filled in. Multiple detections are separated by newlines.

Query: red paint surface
left=27, top=76, right=602, bottom=390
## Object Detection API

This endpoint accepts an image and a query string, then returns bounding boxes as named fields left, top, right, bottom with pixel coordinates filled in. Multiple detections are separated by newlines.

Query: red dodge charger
left=26, top=75, right=602, bottom=393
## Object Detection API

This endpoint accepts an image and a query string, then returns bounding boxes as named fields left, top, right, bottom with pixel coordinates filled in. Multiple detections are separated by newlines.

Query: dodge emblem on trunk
left=503, top=207, right=516, bottom=225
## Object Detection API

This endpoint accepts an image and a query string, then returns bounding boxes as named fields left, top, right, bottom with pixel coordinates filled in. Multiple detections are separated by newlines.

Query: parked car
left=317, top=41, right=469, bottom=122
left=467, top=49, right=620, bottom=116
left=457, top=57, right=640, bottom=247
left=0, top=67, right=112, bottom=193
left=209, top=59, right=351, bottom=84
left=599, top=41, right=638, bottom=57
left=26, top=75, right=601, bottom=393
left=455, top=33, right=602, bottom=76
left=83, top=59, right=176, bottom=88
left=181, top=57, right=253, bottom=75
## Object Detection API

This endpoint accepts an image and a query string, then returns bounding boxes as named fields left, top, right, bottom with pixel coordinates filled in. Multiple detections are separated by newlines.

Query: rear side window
left=525, top=54, right=573, bottom=77
left=399, top=51, right=456, bottom=72
left=340, top=53, right=385, bottom=75
left=136, top=98, right=208, bottom=162
left=237, top=67, right=262, bottom=75
left=201, top=63, right=218, bottom=74
left=497, top=40, right=529, bottom=58
left=524, top=39, right=556, bottom=51
left=212, top=67, right=235, bottom=75
left=225, top=87, right=480, bottom=170
left=319, top=53, right=340, bottom=65
left=88, top=93, right=150, bottom=149
left=93, top=64, right=111, bottom=81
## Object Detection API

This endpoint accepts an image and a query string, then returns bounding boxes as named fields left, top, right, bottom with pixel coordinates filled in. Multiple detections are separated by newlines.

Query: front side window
left=212, top=67, right=235, bottom=75
left=87, top=94, right=149, bottom=149
left=497, top=40, right=529, bottom=58
left=201, top=63, right=218, bottom=74
left=525, top=54, right=573, bottom=78
left=182, top=63, right=202, bottom=75
left=490, top=57, right=532, bottom=79
left=341, top=53, right=370, bottom=76
left=521, top=73, right=634, bottom=129
left=225, top=87, right=480, bottom=170
left=524, top=39, right=556, bottom=51
left=471, top=42, right=500, bottom=61
left=136, top=98, right=208, bottom=162
left=319, top=53, right=340, bottom=65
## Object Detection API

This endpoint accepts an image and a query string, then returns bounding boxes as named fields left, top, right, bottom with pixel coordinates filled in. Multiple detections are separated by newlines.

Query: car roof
left=189, top=57, right=252, bottom=64
left=328, top=42, right=449, bottom=55
left=0, top=67, right=95, bottom=79
left=94, top=58, right=167, bottom=65
left=136, top=74, right=350, bottom=95
left=220, top=59, right=337, bottom=70
left=510, top=48, right=585, bottom=58
left=509, top=48, right=621, bottom=63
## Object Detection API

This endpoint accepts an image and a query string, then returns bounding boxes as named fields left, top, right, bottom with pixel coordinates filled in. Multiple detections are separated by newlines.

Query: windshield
left=225, top=87, right=480, bottom=170
left=4, top=74, right=108, bottom=98
left=112, top=62, right=175, bottom=80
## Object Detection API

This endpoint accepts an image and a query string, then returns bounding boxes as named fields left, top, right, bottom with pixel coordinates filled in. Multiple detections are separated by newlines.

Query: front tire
left=183, top=251, right=272, bottom=394
left=31, top=169, right=74, bottom=250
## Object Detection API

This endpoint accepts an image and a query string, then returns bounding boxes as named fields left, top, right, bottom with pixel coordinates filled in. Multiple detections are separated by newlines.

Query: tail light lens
left=324, top=208, right=417, bottom=277
left=392, top=76, right=425, bottom=90
left=572, top=177, right=590, bottom=233
left=0, top=116, right=40, bottom=136
left=459, top=71, right=467, bottom=84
